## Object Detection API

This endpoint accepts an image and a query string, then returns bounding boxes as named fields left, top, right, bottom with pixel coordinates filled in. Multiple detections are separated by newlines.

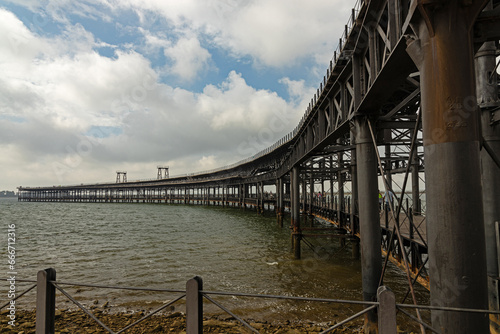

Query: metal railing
left=3, top=268, right=500, bottom=334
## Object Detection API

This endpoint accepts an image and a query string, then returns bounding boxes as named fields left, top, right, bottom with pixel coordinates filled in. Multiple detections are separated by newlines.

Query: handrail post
left=377, top=286, right=397, bottom=334
left=36, top=268, right=56, bottom=334
left=186, top=276, right=203, bottom=334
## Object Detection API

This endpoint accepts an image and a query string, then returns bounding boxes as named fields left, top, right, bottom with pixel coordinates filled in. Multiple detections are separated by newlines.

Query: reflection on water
left=0, top=198, right=429, bottom=328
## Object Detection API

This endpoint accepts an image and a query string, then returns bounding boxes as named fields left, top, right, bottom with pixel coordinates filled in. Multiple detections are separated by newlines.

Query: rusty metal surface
left=406, top=1, right=491, bottom=332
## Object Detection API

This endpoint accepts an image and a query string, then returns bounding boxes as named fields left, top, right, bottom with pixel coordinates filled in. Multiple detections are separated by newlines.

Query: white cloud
left=0, top=4, right=332, bottom=191
left=163, top=37, right=211, bottom=81
left=0, top=8, right=47, bottom=65
left=37, top=0, right=352, bottom=68
left=197, top=155, right=218, bottom=171
left=198, top=71, right=287, bottom=130
left=279, top=77, right=316, bottom=104
left=209, top=0, right=353, bottom=67
left=139, top=27, right=171, bottom=50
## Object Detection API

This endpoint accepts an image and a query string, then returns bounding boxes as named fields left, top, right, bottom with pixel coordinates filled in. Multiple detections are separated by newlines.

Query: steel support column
left=355, top=116, right=381, bottom=333
left=320, top=161, right=324, bottom=209
left=277, top=178, right=284, bottom=227
left=302, top=177, right=307, bottom=217
left=338, top=147, right=344, bottom=227
left=330, top=156, right=335, bottom=211
left=291, top=166, right=301, bottom=259
left=309, top=171, right=314, bottom=216
left=260, top=182, right=264, bottom=213
left=351, top=141, right=358, bottom=234
left=384, top=130, right=393, bottom=194
left=406, top=2, right=489, bottom=332
left=411, top=143, right=421, bottom=215
left=476, top=34, right=500, bottom=333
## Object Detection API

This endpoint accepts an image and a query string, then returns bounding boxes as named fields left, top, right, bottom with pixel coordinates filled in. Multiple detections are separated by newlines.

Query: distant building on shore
left=0, top=191, right=17, bottom=197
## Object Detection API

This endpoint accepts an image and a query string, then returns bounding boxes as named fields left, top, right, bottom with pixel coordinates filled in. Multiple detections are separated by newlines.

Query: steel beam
left=406, top=2, right=489, bottom=332
left=474, top=5, right=500, bottom=45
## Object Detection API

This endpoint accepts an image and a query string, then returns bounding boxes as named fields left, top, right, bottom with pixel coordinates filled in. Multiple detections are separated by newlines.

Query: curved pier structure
left=18, top=1, right=500, bottom=332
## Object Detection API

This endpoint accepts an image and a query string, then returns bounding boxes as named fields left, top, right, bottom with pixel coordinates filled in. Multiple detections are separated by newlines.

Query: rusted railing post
left=186, top=276, right=203, bottom=334
left=377, top=286, right=397, bottom=334
left=36, top=268, right=56, bottom=334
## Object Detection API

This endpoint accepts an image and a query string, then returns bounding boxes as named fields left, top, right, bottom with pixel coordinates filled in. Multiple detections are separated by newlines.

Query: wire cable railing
left=3, top=269, right=500, bottom=334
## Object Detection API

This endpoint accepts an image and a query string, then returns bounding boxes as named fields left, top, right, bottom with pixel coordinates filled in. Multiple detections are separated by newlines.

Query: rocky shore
left=1, top=309, right=363, bottom=333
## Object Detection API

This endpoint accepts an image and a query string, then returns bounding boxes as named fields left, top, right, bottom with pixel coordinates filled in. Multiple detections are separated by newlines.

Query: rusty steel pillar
left=320, top=161, right=325, bottom=209
left=475, top=32, right=500, bottom=332
left=406, top=2, right=489, bottom=332
left=384, top=130, right=393, bottom=192
left=329, top=156, right=335, bottom=211
left=351, top=136, right=358, bottom=233
left=291, top=166, right=301, bottom=259
left=302, top=177, right=307, bottom=218
left=243, top=184, right=248, bottom=209
left=355, top=116, right=381, bottom=333
left=411, top=142, right=421, bottom=215
left=260, top=182, right=265, bottom=213
left=276, top=177, right=284, bottom=227
left=309, top=171, right=314, bottom=216
left=338, top=145, right=344, bottom=227
left=240, top=184, right=244, bottom=208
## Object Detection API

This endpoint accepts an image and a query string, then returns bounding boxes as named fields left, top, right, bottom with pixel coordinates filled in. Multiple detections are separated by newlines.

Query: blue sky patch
left=85, top=126, right=123, bottom=138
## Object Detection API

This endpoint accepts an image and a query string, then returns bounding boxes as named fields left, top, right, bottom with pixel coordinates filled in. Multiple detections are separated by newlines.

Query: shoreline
left=1, top=308, right=364, bottom=333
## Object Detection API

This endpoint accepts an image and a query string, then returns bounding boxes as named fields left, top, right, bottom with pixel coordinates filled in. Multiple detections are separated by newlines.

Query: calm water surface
left=0, top=198, right=428, bottom=325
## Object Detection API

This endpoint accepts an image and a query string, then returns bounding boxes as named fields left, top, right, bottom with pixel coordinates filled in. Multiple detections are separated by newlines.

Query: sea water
left=0, top=198, right=429, bottom=325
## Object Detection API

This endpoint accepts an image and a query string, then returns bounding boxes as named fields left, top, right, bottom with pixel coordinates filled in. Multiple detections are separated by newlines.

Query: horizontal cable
left=1, top=278, right=37, bottom=283
left=201, top=290, right=378, bottom=306
left=397, top=303, right=500, bottom=315
left=6, top=278, right=499, bottom=317
left=48, top=280, right=185, bottom=293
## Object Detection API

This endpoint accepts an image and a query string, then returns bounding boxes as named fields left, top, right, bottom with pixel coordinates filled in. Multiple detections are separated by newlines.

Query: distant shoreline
left=0, top=190, right=17, bottom=198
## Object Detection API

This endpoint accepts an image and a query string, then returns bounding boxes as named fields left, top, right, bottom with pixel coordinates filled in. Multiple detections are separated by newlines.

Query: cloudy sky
left=0, top=0, right=355, bottom=191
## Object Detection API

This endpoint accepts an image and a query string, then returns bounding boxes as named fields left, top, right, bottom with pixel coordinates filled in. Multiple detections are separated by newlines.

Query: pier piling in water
left=291, top=166, right=302, bottom=260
